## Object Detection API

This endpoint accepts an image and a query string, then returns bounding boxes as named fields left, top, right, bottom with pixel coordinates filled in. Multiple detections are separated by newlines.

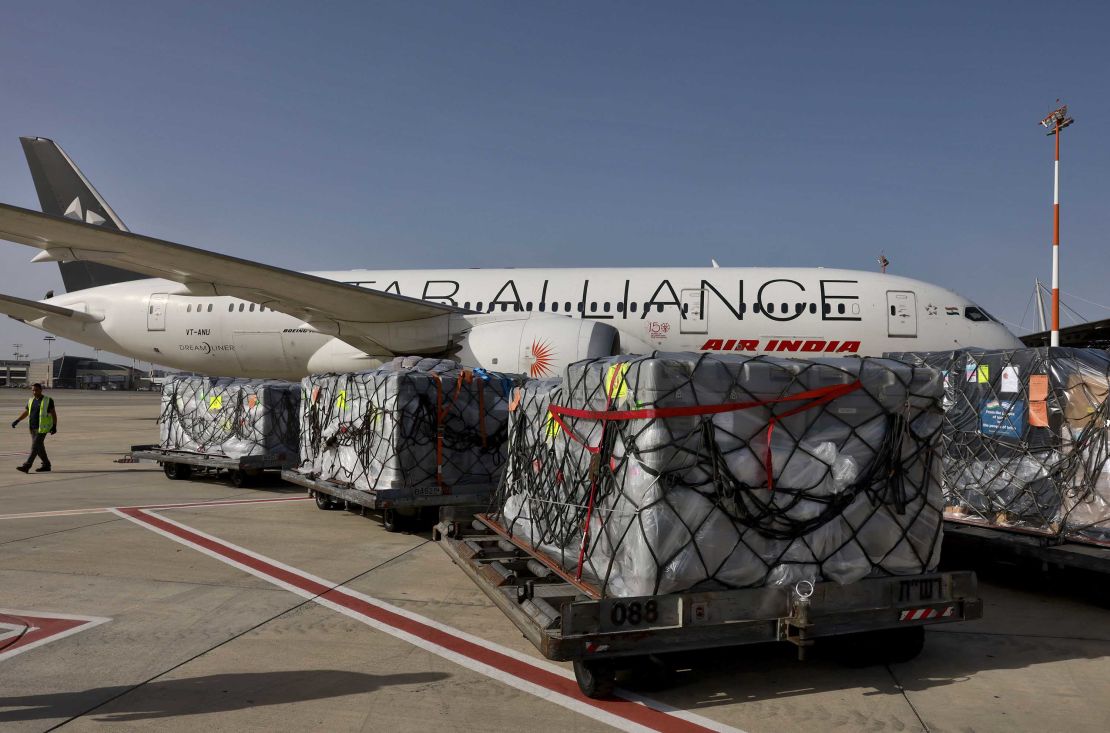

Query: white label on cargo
left=1001, top=366, right=1020, bottom=394
left=836, top=407, right=858, bottom=414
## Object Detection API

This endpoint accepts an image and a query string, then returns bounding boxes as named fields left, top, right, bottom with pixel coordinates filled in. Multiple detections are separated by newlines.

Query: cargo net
left=887, top=347, right=1110, bottom=546
left=494, top=353, right=946, bottom=598
left=296, top=356, right=518, bottom=493
left=159, top=377, right=301, bottom=460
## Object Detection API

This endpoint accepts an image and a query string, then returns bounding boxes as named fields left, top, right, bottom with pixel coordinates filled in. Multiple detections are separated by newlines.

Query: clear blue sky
left=1, top=1, right=1108, bottom=363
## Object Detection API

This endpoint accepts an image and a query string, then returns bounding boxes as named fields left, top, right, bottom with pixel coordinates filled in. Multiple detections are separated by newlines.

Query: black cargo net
left=888, top=347, right=1110, bottom=546
left=159, top=377, right=300, bottom=459
left=494, top=353, right=946, bottom=598
left=296, top=357, right=517, bottom=493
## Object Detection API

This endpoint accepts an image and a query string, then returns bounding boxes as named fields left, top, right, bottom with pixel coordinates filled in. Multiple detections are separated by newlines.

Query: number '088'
left=608, top=600, right=658, bottom=626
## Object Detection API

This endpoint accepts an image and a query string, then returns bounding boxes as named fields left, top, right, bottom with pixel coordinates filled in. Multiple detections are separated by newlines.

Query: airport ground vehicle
left=130, top=444, right=293, bottom=488
left=281, top=469, right=489, bottom=532
left=436, top=512, right=984, bottom=698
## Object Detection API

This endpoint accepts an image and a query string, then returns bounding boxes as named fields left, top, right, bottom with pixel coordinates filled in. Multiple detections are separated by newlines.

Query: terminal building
left=3, top=356, right=151, bottom=390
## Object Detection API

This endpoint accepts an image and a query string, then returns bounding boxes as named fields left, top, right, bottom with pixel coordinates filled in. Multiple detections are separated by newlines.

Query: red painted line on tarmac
left=114, top=506, right=740, bottom=733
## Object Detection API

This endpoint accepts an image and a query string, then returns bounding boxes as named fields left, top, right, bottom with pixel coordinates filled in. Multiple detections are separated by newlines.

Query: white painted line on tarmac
left=113, top=506, right=746, bottom=733
left=0, top=495, right=308, bottom=520
left=0, top=609, right=111, bottom=663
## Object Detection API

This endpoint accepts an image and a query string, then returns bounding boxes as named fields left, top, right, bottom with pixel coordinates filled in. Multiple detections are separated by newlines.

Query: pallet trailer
left=435, top=513, right=984, bottom=698
left=282, top=469, right=491, bottom=532
left=130, top=444, right=293, bottom=487
left=944, top=520, right=1110, bottom=575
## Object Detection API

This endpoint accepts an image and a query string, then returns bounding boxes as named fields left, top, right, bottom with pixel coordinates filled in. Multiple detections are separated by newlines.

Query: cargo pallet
left=435, top=513, right=984, bottom=698
left=281, top=469, right=490, bottom=532
left=944, top=521, right=1110, bottom=575
left=130, top=444, right=293, bottom=487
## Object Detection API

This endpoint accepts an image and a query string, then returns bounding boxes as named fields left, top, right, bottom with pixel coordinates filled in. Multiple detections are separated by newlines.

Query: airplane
left=0, top=138, right=1023, bottom=380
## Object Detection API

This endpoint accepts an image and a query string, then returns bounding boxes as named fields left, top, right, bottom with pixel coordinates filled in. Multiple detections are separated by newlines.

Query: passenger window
left=838, top=303, right=846, bottom=315
left=890, top=305, right=896, bottom=316
left=187, top=304, right=192, bottom=313
left=809, top=304, right=816, bottom=314
left=630, top=302, right=638, bottom=313
left=682, top=303, right=689, bottom=314
left=617, top=302, right=624, bottom=313
left=475, top=302, right=483, bottom=311
left=766, top=303, right=774, bottom=314
left=551, top=302, right=558, bottom=312
left=795, top=303, right=803, bottom=314
left=565, top=302, right=572, bottom=312
left=148, top=306, right=153, bottom=314
left=781, top=302, right=788, bottom=313
left=526, top=302, right=533, bottom=312
left=501, top=304, right=509, bottom=312
left=577, top=303, right=584, bottom=313
left=238, top=304, right=245, bottom=312
left=657, top=304, right=664, bottom=313
left=249, top=304, right=256, bottom=312
left=228, top=304, right=234, bottom=312
left=463, top=301, right=470, bottom=310
left=208, top=304, right=213, bottom=312
left=539, top=302, right=546, bottom=312
left=590, top=302, right=597, bottom=313
left=823, top=303, right=831, bottom=315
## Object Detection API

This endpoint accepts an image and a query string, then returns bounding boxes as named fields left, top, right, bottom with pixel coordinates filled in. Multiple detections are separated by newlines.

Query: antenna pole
left=1034, top=278, right=1047, bottom=332
left=1040, top=103, right=1074, bottom=348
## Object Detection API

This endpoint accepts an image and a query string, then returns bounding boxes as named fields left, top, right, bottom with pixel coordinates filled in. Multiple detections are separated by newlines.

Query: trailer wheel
left=882, top=625, right=926, bottom=663
left=832, top=625, right=926, bottom=667
left=314, top=491, right=337, bottom=510
left=229, top=470, right=254, bottom=488
left=382, top=508, right=402, bottom=532
left=163, top=462, right=192, bottom=481
left=573, top=660, right=616, bottom=699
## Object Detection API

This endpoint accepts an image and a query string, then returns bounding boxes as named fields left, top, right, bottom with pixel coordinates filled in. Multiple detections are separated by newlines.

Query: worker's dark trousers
left=23, top=432, right=50, bottom=468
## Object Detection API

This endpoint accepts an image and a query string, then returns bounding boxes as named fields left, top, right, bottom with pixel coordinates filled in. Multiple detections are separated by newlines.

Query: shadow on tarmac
left=0, top=669, right=450, bottom=723
left=623, top=623, right=1110, bottom=710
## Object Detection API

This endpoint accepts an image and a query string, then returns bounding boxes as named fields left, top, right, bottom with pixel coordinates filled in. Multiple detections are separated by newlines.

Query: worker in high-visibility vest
left=11, top=382, right=58, bottom=473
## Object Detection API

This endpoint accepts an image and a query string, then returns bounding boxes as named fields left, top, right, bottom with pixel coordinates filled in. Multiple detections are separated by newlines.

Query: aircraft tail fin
left=19, top=136, right=146, bottom=293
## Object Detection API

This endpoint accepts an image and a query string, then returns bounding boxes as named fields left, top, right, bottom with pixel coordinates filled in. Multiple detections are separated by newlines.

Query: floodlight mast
left=1040, top=103, right=1074, bottom=347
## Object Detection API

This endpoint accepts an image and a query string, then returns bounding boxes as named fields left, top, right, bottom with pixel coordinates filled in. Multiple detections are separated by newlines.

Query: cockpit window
left=964, top=306, right=998, bottom=323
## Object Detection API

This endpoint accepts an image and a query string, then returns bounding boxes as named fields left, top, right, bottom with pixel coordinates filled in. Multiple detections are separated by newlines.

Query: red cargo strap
left=547, top=378, right=863, bottom=491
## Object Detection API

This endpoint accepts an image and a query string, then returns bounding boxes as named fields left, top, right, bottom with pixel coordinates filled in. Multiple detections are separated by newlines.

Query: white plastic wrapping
left=159, top=377, right=300, bottom=459
left=499, top=353, right=945, bottom=597
left=297, top=357, right=518, bottom=493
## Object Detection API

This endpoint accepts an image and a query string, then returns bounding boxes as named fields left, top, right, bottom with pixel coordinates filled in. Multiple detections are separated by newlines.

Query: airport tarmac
left=1, top=390, right=1108, bottom=732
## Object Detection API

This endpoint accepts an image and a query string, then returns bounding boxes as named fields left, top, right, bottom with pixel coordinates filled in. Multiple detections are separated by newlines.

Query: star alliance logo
left=63, top=197, right=107, bottom=225
left=926, top=303, right=938, bottom=316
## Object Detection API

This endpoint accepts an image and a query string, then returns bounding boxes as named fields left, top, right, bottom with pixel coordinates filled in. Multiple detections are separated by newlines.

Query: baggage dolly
left=130, top=444, right=293, bottom=487
left=436, top=513, right=984, bottom=698
left=281, top=469, right=491, bottom=532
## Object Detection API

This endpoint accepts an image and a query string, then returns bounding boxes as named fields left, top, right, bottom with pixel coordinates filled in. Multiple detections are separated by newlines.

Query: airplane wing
left=0, top=291, right=104, bottom=323
left=0, top=202, right=458, bottom=355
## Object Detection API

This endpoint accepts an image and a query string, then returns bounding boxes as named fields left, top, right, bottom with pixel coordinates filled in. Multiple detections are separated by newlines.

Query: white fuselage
left=22, top=267, right=1022, bottom=379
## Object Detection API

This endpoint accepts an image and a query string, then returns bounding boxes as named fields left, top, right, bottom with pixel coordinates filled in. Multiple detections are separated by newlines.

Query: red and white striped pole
left=1052, top=121, right=1060, bottom=346
left=1040, top=103, right=1073, bottom=348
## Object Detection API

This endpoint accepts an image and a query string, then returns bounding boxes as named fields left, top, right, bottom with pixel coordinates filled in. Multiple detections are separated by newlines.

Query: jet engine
left=455, top=315, right=620, bottom=377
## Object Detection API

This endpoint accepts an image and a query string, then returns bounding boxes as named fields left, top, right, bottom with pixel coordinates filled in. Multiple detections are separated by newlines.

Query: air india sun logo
left=529, top=339, right=555, bottom=377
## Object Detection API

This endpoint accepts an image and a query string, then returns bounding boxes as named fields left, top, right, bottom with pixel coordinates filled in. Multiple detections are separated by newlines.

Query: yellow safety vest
left=27, top=396, right=54, bottom=434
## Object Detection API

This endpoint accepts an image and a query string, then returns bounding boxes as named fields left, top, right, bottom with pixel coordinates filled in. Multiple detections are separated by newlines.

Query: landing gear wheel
left=163, top=462, right=192, bottom=481
left=573, top=660, right=616, bottom=699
